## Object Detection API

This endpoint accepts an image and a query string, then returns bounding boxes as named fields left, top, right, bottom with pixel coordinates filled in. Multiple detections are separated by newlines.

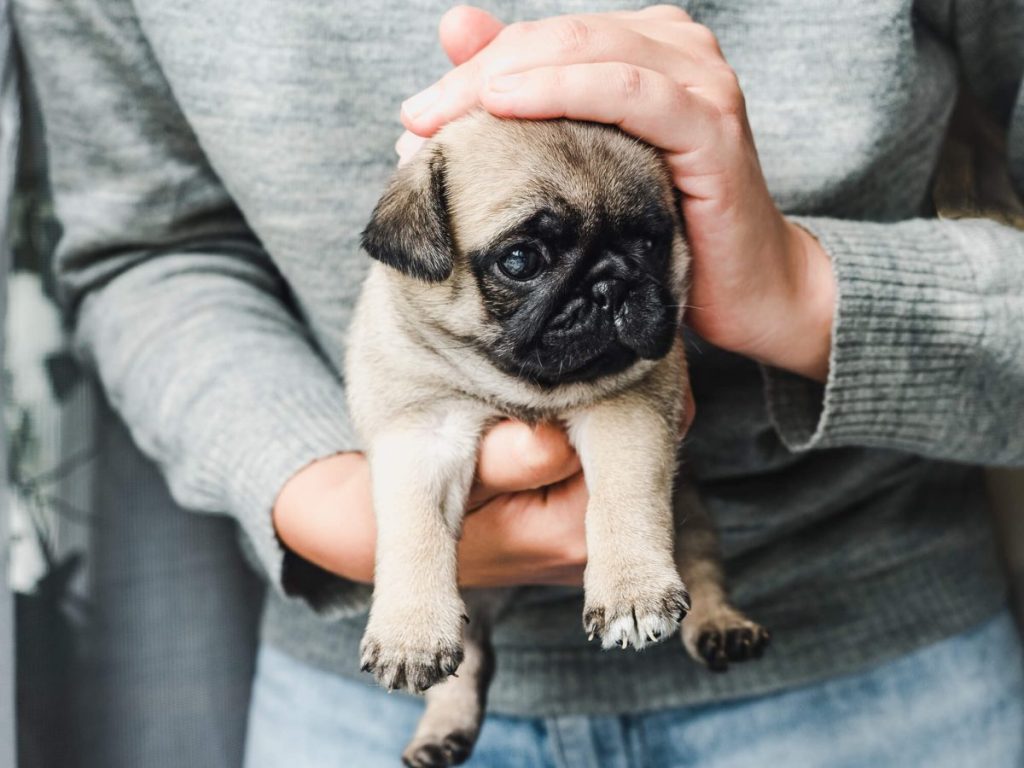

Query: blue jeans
left=244, top=612, right=1024, bottom=767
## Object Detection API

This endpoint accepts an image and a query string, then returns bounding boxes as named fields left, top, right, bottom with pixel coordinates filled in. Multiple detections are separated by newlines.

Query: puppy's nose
left=591, top=278, right=627, bottom=311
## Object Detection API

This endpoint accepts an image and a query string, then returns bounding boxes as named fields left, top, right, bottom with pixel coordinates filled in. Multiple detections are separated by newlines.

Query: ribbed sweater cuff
left=195, top=379, right=373, bottom=618
left=763, top=217, right=985, bottom=453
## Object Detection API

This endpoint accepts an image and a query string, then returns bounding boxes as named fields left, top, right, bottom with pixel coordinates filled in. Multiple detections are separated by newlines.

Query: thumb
left=469, top=420, right=580, bottom=507
left=439, top=5, right=504, bottom=65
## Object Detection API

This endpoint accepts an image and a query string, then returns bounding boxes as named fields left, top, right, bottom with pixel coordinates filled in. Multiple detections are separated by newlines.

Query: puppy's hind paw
left=584, top=578, right=690, bottom=651
left=682, top=607, right=770, bottom=672
left=402, top=731, right=476, bottom=768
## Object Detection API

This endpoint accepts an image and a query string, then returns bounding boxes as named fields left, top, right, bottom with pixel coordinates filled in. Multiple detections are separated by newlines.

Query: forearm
left=81, top=248, right=355, bottom=514
left=14, top=0, right=380, bottom=614
left=753, top=0, right=1024, bottom=464
left=763, top=216, right=1024, bottom=466
left=77, top=246, right=378, bottom=612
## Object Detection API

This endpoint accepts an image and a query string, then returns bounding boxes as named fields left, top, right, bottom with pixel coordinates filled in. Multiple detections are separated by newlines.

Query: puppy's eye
left=497, top=246, right=543, bottom=281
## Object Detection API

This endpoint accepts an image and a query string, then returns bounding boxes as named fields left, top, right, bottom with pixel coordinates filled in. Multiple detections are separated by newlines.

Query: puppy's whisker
left=621, top=253, right=672, bottom=292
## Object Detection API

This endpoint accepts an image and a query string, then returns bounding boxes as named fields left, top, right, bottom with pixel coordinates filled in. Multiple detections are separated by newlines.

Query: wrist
left=749, top=220, right=835, bottom=382
left=788, top=220, right=836, bottom=382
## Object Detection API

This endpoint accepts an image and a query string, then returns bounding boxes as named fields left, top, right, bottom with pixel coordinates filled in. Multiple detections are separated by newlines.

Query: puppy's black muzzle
left=521, top=273, right=676, bottom=387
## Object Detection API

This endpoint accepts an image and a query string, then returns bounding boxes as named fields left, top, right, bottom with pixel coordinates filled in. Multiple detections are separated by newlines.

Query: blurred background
left=2, top=23, right=1023, bottom=768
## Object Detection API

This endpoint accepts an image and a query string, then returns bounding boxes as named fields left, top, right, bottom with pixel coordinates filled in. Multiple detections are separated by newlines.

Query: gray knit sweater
left=13, top=0, right=1024, bottom=715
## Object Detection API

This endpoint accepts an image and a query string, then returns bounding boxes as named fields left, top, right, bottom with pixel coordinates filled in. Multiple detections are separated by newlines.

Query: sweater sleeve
left=762, top=0, right=1024, bottom=466
left=13, top=0, right=371, bottom=616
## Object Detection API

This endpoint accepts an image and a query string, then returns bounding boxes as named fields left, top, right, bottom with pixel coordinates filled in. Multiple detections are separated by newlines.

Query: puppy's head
left=362, top=113, right=687, bottom=388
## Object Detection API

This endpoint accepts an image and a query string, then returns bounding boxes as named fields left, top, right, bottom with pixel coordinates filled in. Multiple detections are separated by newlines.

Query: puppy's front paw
left=360, top=601, right=467, bottom=692
left=583, top=570, right=690, bottom=650
left=681, top=604, right=770, bottom=672
left=360, top=631, right=464, bottom=693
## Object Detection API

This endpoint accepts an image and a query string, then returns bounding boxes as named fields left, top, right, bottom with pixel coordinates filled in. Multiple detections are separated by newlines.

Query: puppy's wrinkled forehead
left=435, top=114, right=675, bottom=251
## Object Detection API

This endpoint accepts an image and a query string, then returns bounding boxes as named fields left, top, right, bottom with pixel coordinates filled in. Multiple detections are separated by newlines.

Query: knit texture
left=12, top=0, right=1024, bottom=714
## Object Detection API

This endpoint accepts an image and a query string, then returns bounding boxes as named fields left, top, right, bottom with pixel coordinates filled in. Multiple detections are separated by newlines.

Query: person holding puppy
left=14, top=2, right=1024, bottom=766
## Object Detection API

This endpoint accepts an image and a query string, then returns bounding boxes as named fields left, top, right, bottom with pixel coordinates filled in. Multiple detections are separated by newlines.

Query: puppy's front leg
left=568, top=375, right=690, bottom=650
left=360, top=406, right=486, bottom=692
left=401, top=591, right=501, bottom=768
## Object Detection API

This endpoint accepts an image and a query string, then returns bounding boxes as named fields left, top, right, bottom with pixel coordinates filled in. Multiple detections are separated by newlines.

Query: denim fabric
left=245, top=611, right=1024, bottom=768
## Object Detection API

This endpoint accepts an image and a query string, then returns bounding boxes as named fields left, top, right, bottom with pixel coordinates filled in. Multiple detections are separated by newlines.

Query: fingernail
left=488, top=73, right=524, bottom=93
left=395, top=131, right=427, bottom=166
left=401, top=84, right=442, bottom=120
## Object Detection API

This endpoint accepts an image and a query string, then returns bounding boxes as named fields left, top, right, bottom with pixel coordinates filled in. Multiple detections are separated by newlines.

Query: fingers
left=438, top=5, right=504, bottom=65
left=459, top=472, right=589, bottom=588
left=481, top=62, right=719, bottom=156
left=469, top=419, right=581, bottom=507
left=402, top=12, right=729, bottom=138
left=398, top=5, right=504, bottom=166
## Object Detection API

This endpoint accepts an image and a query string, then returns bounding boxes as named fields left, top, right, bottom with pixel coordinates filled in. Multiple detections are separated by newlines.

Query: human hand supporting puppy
left=273, top=389, right=694, bottom=588
left=273, top=420, right=590, bottom=587
left=400, top=4, right=836, bottom=383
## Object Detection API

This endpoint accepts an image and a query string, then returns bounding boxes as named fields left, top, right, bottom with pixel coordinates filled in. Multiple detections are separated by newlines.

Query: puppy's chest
left=450, top=382, right=581, bottom=428
left=489, top=400, right=568, bottom=428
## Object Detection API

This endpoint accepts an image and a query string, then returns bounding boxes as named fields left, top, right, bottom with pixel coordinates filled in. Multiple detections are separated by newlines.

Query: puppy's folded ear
left=361, top=146, right=454, bottom=282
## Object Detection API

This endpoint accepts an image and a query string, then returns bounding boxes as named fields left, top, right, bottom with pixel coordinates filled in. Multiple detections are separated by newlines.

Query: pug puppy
left=346, top=112, right=769, bottom=768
